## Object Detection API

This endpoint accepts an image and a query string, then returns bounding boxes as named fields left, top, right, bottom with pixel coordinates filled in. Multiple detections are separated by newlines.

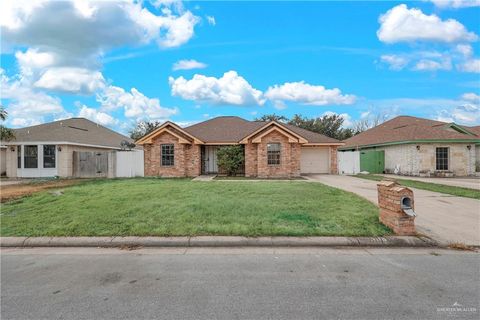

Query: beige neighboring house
left=1, top=118, right=134, bottom=178
left=340, top=116, right=480, bottom=177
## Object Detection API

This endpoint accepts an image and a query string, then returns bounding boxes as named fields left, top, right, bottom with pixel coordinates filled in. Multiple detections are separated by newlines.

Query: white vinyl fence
left=337, top=151, right=360, bottom=175
left=115, top=150, right=144, bottom=177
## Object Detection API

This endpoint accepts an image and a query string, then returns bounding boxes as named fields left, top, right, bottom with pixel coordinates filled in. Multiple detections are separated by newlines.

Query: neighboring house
left=340, top=116, right=480, bottom=177
left=1, top=118, right=135, bottom=178
left=136, top=116, right=343, bottom=178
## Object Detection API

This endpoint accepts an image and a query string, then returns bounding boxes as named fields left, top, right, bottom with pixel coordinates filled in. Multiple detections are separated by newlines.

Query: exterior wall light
left=57, top=146, right=62, bottom=152
left=416, top=145, right=420, bottom=150
left=467, top=145, right=471, bottom=150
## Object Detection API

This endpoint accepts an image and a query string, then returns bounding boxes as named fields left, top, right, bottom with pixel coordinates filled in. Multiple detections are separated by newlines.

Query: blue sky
left=1, top=0, right=479, bottom=134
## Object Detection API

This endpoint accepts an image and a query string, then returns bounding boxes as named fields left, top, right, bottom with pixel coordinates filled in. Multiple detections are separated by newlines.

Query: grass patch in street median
left=0, top=178, right=390, bottom=237
left=353, top=174, right=480, bottom=200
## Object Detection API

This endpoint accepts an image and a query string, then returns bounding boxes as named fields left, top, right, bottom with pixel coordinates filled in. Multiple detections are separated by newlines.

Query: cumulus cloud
left=264, top=81, right=356, bottom=108
left=457, top=58, right=480, bottom=73
left=413, top=58, right=452, bottom=71
left=98, top=85, right=178, bottom=120
left=169, top=71, right=265, bottom=106
left=77, top=104, right=117, bottom=126
left=462, top=92, right=480, bottom=103
left=429, top=0, right=480, bottom=8
left=322, top=111, right=353, bottom=128
left=380, top=54, right=409, bottom=70
left=172, top=59, right=207, bottom=71
left=0, top=68, right=65, bottom=127
left=0, top=0, right=200, bottom=94
left=377, top=4, right=478, bottom=43
left=34, top=67, right=106, bottom=94
left=428, top=93, right=480, bottom=124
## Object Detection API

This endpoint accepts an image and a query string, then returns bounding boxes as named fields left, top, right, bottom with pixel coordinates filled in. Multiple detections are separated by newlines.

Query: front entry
left=202, top=146, right=219, bottom=174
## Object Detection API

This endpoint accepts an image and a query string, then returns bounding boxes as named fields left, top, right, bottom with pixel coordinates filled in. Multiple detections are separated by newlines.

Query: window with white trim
left=43, top=145, right=56, bottom=168
left=24, top=145, right=38, bottom=169
left=267, top=143, right=281, bottom=165
left=161, top=144, right=174, bottom=166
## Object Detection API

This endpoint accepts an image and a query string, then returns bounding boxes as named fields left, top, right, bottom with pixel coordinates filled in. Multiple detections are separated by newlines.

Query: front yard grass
left=353, top=174, right=480, bottom=200
left=0, top=178, right=390, bottom=237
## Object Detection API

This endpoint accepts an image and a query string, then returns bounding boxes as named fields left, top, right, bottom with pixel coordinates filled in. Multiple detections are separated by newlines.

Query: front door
left=203, top=146, right=218, bottom=174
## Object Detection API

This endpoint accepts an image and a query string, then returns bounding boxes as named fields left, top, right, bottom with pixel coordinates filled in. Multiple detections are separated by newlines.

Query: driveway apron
left=307, top=175, right=480, bottom=246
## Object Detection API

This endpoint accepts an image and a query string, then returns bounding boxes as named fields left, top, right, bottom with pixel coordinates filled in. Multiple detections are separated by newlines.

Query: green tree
left=129, top=120, right=162, bottom=140
left=0, top=106, right=15, bottom=141
left=216, top=145, right=244, bottom=176
left=288, top=114, right=352, bottom=140
left=255, top=114, right=288, bottom=122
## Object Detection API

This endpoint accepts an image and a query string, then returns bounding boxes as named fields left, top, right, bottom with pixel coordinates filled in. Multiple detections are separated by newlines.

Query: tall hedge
left=217, top=145, right=244, bottom=176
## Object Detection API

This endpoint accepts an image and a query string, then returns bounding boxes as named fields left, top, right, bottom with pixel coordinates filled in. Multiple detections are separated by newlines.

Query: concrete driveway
left=307, top=175, right=480, bottom=246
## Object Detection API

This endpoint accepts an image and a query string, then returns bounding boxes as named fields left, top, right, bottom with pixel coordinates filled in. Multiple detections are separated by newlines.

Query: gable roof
left=181, top=116, right=341, bottom=144
left=183, top=116, right=265, bottom=143
left=341, top=116, right=480, bottom=150
left=136, top=121, right=203, bottom=145
left=2, top=118, right=133, bottom=149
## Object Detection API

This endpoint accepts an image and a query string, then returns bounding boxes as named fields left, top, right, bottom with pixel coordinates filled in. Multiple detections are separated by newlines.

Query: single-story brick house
left=1, top=118, right=135, bottom=178
left=136, top=116, right=344, bottom=178
left=339, top=116, right=480, bottom=177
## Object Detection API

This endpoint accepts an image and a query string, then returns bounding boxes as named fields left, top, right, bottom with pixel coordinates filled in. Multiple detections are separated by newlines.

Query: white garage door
left=300, top=147, right=330, bottom=174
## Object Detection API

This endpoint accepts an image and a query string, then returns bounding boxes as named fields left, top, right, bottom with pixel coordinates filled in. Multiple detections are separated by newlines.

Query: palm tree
left=0, top=106, right=15, bottom=141
left=0, top=106, right=7, bottom=121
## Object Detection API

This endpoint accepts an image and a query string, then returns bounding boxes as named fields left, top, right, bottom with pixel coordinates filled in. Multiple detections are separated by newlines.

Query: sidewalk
left=381, top=174, right=480, bottom=190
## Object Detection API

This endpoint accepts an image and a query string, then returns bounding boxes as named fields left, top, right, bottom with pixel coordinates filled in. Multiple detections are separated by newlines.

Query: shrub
left=217, top=145, right=244, bottom=176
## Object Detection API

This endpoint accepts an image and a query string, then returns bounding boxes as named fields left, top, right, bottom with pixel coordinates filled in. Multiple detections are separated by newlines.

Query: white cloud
left=462, top=92, right=480, bottom=103
left=1, top=0, right=200, bottom=93
left=437, top=104, right=480, bottom=123
left=377, top=4, right=478, bottom=43
left=34, top=67, right=106, bottom=94
left=264, top=81, right=356, bottom=107
left=429, top=0, right=480, bottom=8
left=455, top=44, right=473, bottom=57
left=457, top=58, right=480, bottom=73
left=380, top=54, right=409, bottom=70
left=413, top=58, right=452, bottom=71
left=77, top=104, right=117, bottom=126
left=322, top=111, right=353, bottom=128
left=172, top=59, right=207, bottom=71
left=98, top=85, right=178, bottom=120
left=169, top=71, right=265, bottom=106
left=206, top=16, right=216, bottom=26
left=0, top=68, right=66, bottom=127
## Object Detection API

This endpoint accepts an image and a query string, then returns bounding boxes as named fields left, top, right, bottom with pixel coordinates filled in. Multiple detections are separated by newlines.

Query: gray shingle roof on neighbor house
left=4, top=118, right=133, bottom=149
left=183, top=116, right=340, bottom=143
left=341, top=115, right=480, bottom=150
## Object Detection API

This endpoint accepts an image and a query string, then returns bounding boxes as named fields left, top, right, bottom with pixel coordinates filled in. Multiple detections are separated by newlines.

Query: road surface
left=1, top=247, right=479, bottom=320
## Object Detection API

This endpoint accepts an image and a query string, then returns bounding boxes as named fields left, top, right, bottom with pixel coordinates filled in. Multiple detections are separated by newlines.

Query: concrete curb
left=0, top=236, right=439, bottom=248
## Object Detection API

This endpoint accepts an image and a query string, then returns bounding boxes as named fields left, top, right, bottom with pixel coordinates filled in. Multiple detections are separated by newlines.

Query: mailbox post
left=377, top=180, right=416, bottom=235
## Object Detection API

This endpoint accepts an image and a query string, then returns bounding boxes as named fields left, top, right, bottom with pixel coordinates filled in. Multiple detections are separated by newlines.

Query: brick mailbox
left=377, top=180, right=416, bottom=235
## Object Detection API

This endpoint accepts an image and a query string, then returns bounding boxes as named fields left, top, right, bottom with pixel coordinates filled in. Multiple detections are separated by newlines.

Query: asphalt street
left=1, top=247, right=479, bottom=320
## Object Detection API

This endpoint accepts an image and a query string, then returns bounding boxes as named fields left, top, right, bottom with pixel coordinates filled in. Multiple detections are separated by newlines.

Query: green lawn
left=0, top=178, right=390, bottom=237
left=353, top=174, right=480, bottom=200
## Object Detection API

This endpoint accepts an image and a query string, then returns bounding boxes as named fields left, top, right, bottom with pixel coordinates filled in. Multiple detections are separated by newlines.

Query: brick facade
left=144, top=131, right=200, bottom=177
left=246, top=130, right=301, bottom=178
left=143, top=125, right=339, bottom=178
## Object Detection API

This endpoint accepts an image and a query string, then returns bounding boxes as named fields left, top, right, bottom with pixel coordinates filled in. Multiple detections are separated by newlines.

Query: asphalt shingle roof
left=4, top=118, right=133, bottom=149
left=183, top=116, right=340, bottom=143
left=342, top=116, right=480, bottom=149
